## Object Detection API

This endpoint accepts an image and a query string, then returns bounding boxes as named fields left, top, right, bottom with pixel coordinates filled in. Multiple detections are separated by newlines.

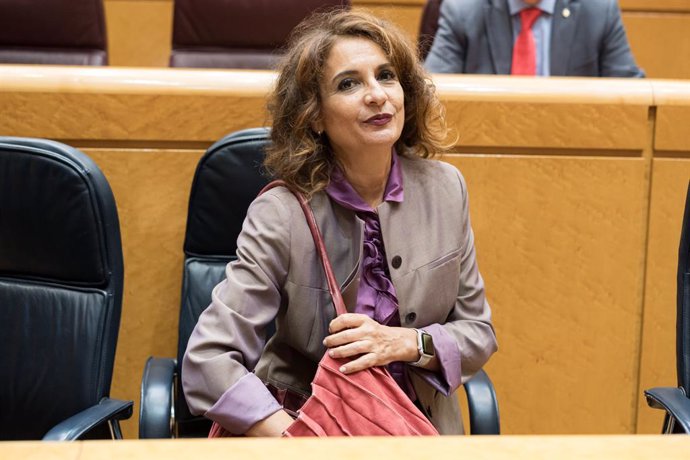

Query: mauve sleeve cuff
left=205, top=372, right=282, bottom=435
left=412, top=323, right=462, bottom=396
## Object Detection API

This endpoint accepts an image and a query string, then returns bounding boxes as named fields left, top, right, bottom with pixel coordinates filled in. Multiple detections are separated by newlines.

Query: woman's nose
left=365, top=82, right=387, bottom=105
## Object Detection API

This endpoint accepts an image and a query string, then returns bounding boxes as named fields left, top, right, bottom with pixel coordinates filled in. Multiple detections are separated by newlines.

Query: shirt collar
left=325, top=149, right=404, bottom=213
left=507, top=0, right=556, bottom=16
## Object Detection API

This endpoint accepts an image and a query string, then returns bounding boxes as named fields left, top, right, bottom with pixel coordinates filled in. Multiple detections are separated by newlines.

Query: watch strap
left=409, top=328, right=433, bottom=367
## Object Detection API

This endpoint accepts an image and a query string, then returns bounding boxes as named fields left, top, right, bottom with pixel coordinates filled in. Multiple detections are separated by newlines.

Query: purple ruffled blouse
left=325, top=151, right=458, bottom=401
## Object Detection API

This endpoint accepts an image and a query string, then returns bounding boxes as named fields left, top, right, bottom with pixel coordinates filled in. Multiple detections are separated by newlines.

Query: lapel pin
left=562, top=7, right=571, bottom=18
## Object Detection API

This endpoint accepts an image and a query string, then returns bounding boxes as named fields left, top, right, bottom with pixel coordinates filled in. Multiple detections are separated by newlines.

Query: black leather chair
left=170, top=0, right=349, bottom=69
left=139, top=128, right=499, bottom=437
left=644, top=181, right=690, bottom=434
left=0, top=138, right=132, bottom=440
left=0, top=0, right=108, bottom=65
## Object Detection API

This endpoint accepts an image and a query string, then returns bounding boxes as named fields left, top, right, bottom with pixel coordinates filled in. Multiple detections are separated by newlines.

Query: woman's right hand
left=245, top=409, right=294, bottom=437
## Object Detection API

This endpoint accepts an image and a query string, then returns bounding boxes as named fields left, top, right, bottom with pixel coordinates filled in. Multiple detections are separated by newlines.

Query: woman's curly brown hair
left=265, top=9, right=449, bottom=196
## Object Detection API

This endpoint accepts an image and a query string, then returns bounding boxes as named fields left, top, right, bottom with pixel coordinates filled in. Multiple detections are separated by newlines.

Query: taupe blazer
left=182, top=156, right=497, bottom=434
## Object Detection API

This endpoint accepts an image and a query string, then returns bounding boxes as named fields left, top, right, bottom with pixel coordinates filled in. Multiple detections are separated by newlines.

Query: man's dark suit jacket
left=424, top=0, right=644, bottom=77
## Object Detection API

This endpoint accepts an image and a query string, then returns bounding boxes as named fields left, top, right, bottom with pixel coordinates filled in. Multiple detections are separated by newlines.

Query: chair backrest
left=170, top=0, right=350, bottom=69
left=175, top=128, right=272, bottom=435
left=677, top=181, right=690, bottom=395
left=0, top=138, right=123, bottom=439
left=0, top=0, right=107, bottom=65
left=418, top=0, right=443, bottom=61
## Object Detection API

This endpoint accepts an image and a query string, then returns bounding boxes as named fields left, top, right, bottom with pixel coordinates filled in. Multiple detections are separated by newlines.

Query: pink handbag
left=209, top=180, right=439, bottom=437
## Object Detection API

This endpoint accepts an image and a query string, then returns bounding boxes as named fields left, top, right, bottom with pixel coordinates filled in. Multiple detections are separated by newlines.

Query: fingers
left=327, top=338, right=372, bottom=359
left=323, top=328, right=362, bottom=349
left=323, top=314, right=409, bottom=373
left=323, top=313, right=375, bottom=349
left=337, top=353, right=378, bottom=374
left=328, top=313, right=370, bottom=334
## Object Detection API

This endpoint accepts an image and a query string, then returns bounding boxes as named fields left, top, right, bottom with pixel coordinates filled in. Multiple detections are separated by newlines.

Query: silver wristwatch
left=409, top=328, right=435, bottom=367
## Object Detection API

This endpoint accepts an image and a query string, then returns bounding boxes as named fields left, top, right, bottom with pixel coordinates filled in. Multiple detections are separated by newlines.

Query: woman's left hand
left=323, top=313, right=418, bottom=374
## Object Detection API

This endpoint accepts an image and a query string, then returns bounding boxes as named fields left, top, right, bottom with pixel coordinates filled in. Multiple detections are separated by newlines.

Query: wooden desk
left=2, top=436, right=690, bottom=460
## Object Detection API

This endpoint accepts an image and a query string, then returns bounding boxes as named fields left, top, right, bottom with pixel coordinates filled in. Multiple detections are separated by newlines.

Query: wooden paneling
left=447, top=102, right=647, bottom=151
left=84, top=149, right=204, bottom=439
left=656, top=107, right=690, bottom=153
left=352, top=4, right=423, bottom=41
left=635, top=79, right=690, bottom=433
left=0, top=67, right=273, bottom=142
left=0, top=92, right=266, bottom=142
left=622, top=13, right=690, bottom=80
left=432, top=75, right=651, bottom=152
left=105, top=0, right=173, bottom=67
left=636, top=159, right=690, bottom=433
left=444, top=154, right=649, bottom=433
left=653, top=81, right=690, bottom=153
left=620, top=0, right=690, bottom=12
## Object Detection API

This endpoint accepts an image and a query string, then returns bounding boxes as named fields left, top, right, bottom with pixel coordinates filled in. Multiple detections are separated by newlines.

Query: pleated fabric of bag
left=284, top=353, right=438, bottom=436
left=209, top=180, right=439, bottom=437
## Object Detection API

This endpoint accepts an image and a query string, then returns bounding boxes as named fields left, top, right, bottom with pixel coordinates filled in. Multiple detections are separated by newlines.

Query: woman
left=182, top=9, right=497, bottom=437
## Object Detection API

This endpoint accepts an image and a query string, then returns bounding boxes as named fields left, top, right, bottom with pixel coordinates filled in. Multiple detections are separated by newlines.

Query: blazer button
left=405, top=312, right=417, bottom=324
left=391, top=255, right=402, bottom=269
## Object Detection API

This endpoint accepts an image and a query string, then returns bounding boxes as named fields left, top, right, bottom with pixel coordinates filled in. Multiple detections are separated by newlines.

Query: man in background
left=424, top=0, right=644, bottom=77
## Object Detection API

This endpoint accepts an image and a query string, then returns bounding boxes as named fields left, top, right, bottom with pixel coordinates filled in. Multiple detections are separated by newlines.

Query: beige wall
left=0, top=67, right=687, bottom=437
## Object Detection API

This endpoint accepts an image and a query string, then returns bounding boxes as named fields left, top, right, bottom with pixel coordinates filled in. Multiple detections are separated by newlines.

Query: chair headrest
left=0, top=0, right=106, bottom=49
left=184, top=128, right=272, bottom=258
left=173, top=0, right=350, bottom=49
left=0, top=138, right=120, bottom=286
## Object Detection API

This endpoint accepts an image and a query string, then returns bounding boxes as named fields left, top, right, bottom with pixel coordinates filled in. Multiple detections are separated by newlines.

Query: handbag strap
left=258, top=180, right=347, bottom=317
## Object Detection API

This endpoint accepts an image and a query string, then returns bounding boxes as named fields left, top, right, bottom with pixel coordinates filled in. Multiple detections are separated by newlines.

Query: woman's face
left=314, top=37, right=405, bottom=160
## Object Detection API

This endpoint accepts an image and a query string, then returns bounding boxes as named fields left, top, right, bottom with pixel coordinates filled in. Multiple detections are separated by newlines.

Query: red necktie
left=511, top=8, right=542, bottom=75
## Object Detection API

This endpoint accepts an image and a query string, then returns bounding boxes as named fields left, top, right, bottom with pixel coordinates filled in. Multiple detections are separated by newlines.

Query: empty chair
left=0, top=138, right=132, bottom=440
left=0, top=0, right=107, bottom=65
left=140, top=128, right=271, bottom=437
left=645, top=181, right=690, bottom=434
left=170, top=0, right=350, bottom=69
left=139, top=128, right=500, bottom=438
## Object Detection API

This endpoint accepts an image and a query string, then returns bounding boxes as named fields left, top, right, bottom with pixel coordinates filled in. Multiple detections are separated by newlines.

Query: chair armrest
left=463, top=368, right=500, bottom=435
left=139, top=356, right=177, bottom=438
left=42, top=398, right=133, bottom=440
left=645, top=387, right=690, bottom=434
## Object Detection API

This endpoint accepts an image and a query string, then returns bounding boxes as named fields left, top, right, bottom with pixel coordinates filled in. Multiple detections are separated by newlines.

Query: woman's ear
left=311, top=120, right=323, bottom=135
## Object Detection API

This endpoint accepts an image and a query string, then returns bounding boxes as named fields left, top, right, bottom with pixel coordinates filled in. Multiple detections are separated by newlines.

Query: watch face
left=421, top=332, right=435, bottom=356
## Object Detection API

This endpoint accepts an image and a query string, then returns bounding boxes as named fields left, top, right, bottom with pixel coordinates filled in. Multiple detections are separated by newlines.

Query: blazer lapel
left=550, top=0, right=580, bottom=76
left=485, top=0, right=513, bottom=75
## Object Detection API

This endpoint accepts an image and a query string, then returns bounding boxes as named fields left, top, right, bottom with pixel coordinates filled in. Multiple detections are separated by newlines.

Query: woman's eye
left=337, top=78, right=356, bottom=91
left=378, top=69, right=397, bottom=81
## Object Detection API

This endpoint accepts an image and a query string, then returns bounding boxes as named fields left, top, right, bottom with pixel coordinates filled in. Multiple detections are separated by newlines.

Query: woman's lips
left=365, top=113, right=393, bottom=126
